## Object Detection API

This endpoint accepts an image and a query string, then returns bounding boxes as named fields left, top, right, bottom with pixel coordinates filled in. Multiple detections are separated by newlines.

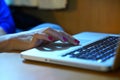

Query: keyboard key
left=62, top=36, right=120, bottom=62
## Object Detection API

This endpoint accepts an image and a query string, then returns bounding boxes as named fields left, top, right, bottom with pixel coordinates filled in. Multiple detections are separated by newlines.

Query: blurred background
left=5, top=0, right=120, bottom=34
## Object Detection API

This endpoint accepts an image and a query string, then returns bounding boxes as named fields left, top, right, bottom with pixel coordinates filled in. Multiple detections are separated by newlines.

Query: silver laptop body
left=21, top=32, right=120, bottom=72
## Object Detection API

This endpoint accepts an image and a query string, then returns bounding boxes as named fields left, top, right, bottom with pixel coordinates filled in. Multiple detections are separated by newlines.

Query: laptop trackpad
left=36, top=39, right=91, bottom=52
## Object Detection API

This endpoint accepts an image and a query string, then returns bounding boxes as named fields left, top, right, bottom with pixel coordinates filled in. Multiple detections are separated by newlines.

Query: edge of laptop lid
left=112, top=38, right=120, bottom=70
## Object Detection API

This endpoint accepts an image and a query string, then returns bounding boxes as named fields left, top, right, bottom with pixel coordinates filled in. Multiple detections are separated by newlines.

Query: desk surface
left=0, top=52, right=120, bottom=80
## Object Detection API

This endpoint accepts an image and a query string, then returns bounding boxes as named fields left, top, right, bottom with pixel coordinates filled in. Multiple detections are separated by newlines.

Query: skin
left=0, top=27, right=80, bottom=52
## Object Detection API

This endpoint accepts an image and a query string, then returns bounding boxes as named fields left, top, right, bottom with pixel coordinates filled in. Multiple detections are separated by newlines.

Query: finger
left=35, top=33, right=57, bottom=44
left=43, top=28, right=80, bottom=45
left=43, top=28, right=67, bottom=42
left=29, top=33, right=55, bottom=48
left=29, top=34, right=43, bottom=48
left=35, top=33, right=54, bottom=41
left=59, top=31, right=80, bottom=45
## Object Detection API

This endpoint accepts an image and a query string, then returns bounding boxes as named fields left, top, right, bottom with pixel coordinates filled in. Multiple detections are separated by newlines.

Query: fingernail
left=74, top=39, right=80, bottom=45
left=62, top=37, right=68, bottom=42
left=48, top=36, right=53, bottom=41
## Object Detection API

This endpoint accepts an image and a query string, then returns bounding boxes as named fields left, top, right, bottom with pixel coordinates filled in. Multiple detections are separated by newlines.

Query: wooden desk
left=0, top=52, right=120, bottom=80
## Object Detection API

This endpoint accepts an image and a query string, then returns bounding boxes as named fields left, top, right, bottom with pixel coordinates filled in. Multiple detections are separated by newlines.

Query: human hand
left=3, top=27, right=80, bottom=51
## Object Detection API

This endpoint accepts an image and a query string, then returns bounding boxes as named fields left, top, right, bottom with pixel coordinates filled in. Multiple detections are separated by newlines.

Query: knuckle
left=45, top=27, right=52, bottom=31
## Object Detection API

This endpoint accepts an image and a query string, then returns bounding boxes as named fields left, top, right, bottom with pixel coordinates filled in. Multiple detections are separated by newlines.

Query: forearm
left=0, top=34, right=12, bottom=51
left=0, top=31, right=33, bottom=52
left=0, top=39, right=11, bottom=52
left=0, top=33, right=23, bottom=52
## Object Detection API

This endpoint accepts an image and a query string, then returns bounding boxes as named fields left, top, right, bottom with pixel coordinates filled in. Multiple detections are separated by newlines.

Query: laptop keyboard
left=62, top=36, right=120, bottom=62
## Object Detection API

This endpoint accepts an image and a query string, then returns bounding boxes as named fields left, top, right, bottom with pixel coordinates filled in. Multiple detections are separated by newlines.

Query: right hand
left=0, top=27, right=80, bottom=51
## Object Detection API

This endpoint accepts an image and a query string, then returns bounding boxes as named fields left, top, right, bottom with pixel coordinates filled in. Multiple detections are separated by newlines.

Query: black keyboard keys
left=62, top=36, right=120, bottom=62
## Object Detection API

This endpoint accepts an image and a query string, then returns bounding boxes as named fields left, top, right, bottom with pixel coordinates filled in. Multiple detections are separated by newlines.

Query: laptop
left=20, top=32, right=120, bottom=72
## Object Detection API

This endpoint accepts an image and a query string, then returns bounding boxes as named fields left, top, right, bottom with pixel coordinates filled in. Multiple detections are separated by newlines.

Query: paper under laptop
left=21, top=32, right=120, bottom=72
